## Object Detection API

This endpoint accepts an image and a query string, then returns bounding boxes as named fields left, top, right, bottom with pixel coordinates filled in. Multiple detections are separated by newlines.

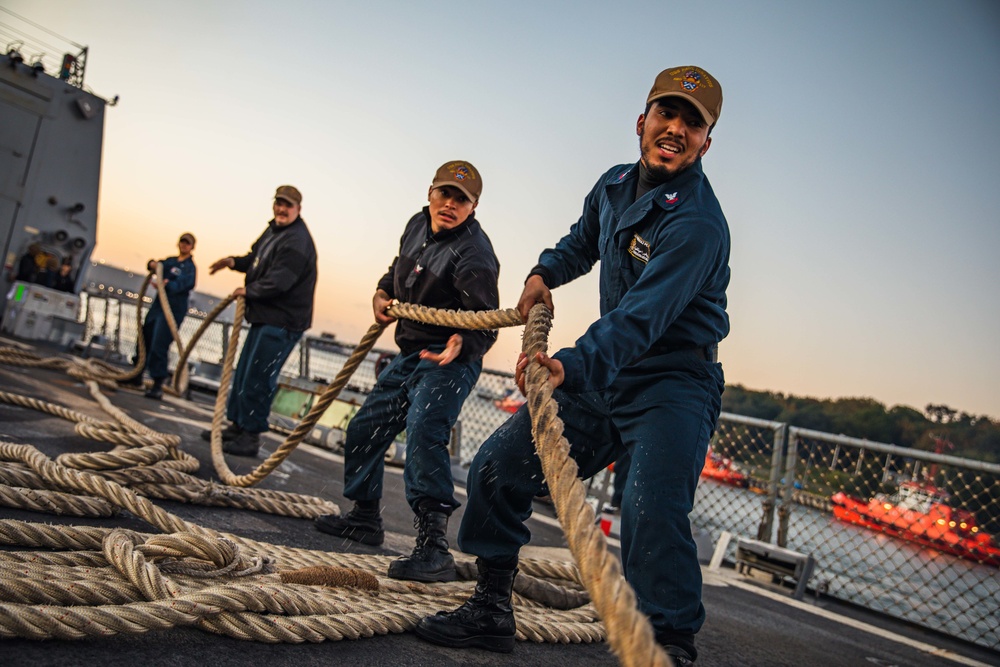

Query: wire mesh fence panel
left=454, top=369, right=520, bottom=464
left=692, top=414, right=782, bottom=561
left=301, top=338, right=386, bottom=393
left=82, top=296, right=248, bottom=376
left=81, top=296, right=136, bottom=360
left=165, top=316, right=226, bottom=368
left=296, top=336, right=520, bottom=464
left=780, top=428, right=1000, bottom=649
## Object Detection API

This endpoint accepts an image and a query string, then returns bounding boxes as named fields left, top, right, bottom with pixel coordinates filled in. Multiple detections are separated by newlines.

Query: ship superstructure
left=0, top=9, right=109, bottom=317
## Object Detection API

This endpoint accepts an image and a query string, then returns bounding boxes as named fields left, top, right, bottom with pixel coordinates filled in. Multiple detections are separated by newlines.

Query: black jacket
left=378, top=208, right=499, bottom=363
left=232, top=217, right=317, bottom=332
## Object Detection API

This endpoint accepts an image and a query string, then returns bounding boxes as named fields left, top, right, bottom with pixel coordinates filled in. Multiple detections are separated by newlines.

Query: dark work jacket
left=15, top=254, right=36, bottom=283
left=232, top=217, right=317, bottom=332
left=378, top=208, right=500, bottom=363
left=530, top=159, right=730, bottom=392
left=54, top=272, right=76, bottom=293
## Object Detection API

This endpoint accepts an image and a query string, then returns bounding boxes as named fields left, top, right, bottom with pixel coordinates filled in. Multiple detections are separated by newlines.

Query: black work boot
left=144, top=377, right=164, bottom=400
left=120, top=373, right=144, bottom=388
left=658, top=630, right=698, bottom=665
left=665, top=646, right=696, bottom=666
left=315, top=500, right=384, bottom=546
left=200, top=423, right=242, bottom=442
left=387, top=504, right=456, bottom=582
left=414, top=557, right=517, bottom=653
left=223, top=430, right=260, bottom=457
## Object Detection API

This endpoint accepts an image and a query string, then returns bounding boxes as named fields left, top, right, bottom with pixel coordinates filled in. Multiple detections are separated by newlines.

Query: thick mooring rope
left=147, top=263, right=238, bottom=399
left=110, top=263, right=235, bottom=398
left=0, top=297, right=673, bottom=665
left=0, top=354, right=327, bottom=520
left=521, top=304, right=670, bottom=667
left=0, top=442, right=604, bottom=645
left=208, top=299, right=522, bottom=487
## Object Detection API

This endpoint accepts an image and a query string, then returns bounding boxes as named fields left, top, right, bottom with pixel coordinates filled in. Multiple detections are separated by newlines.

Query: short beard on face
left=639, top=130, right=703, bottom=181
left=642, top=156, right=675, bottom=181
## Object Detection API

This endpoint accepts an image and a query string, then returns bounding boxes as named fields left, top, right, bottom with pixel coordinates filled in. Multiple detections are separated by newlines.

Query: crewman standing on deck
left=125, top=233, right=197, bottom=400
left=412, top=67, right=731, bottom=666
left=202, top=186, right=317, bottom=457
left=314, top=161, right=500, bottom=586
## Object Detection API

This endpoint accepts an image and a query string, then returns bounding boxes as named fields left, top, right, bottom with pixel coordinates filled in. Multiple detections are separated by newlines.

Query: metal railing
left=78, top=294, right=1000, bottom=650
left=781, top=428, right=999, bottom=649
left=690, top=416, right=999, bottom=650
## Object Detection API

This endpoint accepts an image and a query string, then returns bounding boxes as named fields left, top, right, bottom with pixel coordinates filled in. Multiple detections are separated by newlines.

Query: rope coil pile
left=0, top=288, right=675, bottom=665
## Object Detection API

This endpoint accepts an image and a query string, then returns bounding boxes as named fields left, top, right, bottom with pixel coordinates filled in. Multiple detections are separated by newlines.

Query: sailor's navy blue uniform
left=459, top=158, right=730, bottom=652
left=141, top=255, right=196, bottom=381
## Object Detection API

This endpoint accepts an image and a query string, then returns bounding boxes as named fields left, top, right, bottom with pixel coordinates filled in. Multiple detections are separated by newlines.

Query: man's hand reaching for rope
left=516, top=351, right=564, bottom=395
left=420, top=334, right=463, bottom=366
left=373, top=290, right=396, bottom=326
left=517, top=274, right=554, bottom=323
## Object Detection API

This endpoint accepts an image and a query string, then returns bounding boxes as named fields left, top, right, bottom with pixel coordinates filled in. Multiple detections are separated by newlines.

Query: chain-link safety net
left=779, top=428, right=999, bottom=648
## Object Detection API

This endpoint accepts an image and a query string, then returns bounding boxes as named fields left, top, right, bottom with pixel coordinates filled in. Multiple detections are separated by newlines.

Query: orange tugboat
left=831, top=481, right=1000, bottom=567
left=700, top=448, right=749, bottom=488
left=493, top=389, right=525, bottom=413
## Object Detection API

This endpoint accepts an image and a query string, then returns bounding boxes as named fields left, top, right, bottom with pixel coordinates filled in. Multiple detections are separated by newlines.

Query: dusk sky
left=5, top=1, right=999, bottom=419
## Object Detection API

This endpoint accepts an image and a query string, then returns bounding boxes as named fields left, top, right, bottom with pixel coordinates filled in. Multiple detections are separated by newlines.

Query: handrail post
left=777, top=428, right=800, bottom=547
left=757, top=422, right=787, bottom=543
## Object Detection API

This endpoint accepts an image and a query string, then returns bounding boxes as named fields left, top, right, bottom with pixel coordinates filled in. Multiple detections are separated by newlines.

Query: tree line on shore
left=722, top=385, right=1000, bottom=464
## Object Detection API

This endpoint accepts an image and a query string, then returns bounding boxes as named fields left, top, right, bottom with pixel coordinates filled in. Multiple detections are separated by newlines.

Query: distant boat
left=700, top=448, right=749, bottom=488
left=493, top=389, right=525, bottom=413
left=831, top=481, right=1000, bottom=566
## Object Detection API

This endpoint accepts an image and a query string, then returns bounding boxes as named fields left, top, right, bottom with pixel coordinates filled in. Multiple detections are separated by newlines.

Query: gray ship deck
left=1, top=336, right=996, bottom=667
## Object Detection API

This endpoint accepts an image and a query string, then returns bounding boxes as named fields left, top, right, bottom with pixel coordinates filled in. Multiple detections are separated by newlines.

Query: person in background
left=202, top=186, right=317, bottom=457
left=35, top=255, right=59, bottom=289
left=127, top=233, right=197, bottom=400
left=314, top=161, right=500, bottom=585
left=414, top=66, right=730, bottom=666
left=53, top=259, right=76, bottom=293
left=11, top=244, right=40, bottom=284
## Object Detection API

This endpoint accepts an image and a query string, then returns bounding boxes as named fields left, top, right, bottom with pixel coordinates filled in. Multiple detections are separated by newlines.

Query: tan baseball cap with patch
left=431, top=161, right=482, bottom=202
left=274, top=185, right=302, bottom=206
left=647, top=66, right=723, bottom=127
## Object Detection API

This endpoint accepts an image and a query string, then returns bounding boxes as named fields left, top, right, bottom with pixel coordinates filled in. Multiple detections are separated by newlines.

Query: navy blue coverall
left=458, top=158, right=730, bottom=654
left=140, top=256, right=196, bottom=380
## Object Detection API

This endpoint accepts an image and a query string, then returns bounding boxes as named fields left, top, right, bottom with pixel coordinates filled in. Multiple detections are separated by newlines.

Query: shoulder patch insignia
left=628, top=233, right=651, bottom=264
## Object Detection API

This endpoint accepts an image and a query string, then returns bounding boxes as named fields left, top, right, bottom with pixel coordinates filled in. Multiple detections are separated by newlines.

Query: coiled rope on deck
left=0, top=441, right=603, bottom=644
left=0, top=350, right=336, bottom=521
left=0, top=296, right=673, bottom=665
